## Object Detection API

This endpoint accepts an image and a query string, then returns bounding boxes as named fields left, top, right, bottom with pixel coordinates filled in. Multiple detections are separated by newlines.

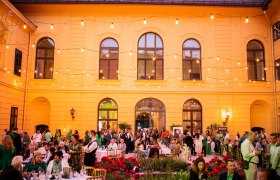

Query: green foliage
left=206, top=123, right=220, bottom=136
left=118, top=123, right=131, bottom=130
left=140, top=158, right=188, bottom=172
left=139, top=171, right=189, bottom=180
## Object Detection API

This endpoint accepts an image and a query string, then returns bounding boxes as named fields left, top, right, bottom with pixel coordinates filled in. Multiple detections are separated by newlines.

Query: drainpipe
left=264, top=11, right=278, bottom=133
left=22, top=31, right=32, bottom=130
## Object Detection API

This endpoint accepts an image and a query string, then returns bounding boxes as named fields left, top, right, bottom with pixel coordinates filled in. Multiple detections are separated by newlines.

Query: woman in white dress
left=194, top=133, right=203, bottom=156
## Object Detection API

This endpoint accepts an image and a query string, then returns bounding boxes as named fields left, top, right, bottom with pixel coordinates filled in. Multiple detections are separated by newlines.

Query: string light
left=152, top=57, right=155, bottom=61
left=210, top=13, right=215, bottom=20
left=57, top=49, right=60, bottom=53
left=129, top=51, right=132, bottom=56
left=81, top=48, right=85, bottom=52
left=216, top=56, right=220, bottom=60
left=106, top=53, right=109, bottom=58
left=110, top=22, right=114, bottom=29
left=23, top=24, right=27, bottom=29
left=237, top=61, right=241, bottom=65
left=80, top=20, right=84, bottom=26
left=174, top=54, right=177, bottom=58
left=50, top=24, right=54, bottom=29
left=175, top=18, right=179, bottom=25
left=245, top=16, right=249, bottom=23
left=143, top=19, right=147, bottom=24
left=32, top=43, right=35, bottom=48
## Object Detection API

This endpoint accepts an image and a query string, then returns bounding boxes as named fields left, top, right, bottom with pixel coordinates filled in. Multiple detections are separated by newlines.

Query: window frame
left=98, top=98, right=118, bottom=132
left=99, top=38, right=119, bottom=80
left=182, top=99, right=202, bottom=135
left=10, top=107, right=18, bottom=131
left=247, top=40, right=266, bottom=81
left=14, top=48, right=22, bottom=77
left=182, top=38, right=202, bottom=80
left=137, top=32, right=164, bottom=80
left=273, top=21, right=280, bottom=41
left=34, top=37, right=55, bottom=79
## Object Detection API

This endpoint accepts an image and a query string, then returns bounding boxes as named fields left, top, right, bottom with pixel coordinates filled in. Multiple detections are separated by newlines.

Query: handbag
left=243, top=156, right=253, bottom=170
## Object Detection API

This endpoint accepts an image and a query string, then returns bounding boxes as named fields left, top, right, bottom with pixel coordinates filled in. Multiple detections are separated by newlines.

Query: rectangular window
left=273, top=21, right=280, bottom=41
left=10, top=107, right=18, bottom=131
left=14, top=49, right=22, bottom=76
left=275, top=59, right=280, bottom=80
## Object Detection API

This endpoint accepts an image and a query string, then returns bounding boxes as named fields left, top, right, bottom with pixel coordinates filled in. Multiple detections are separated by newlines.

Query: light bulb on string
left=143, top=19, right=147, bottom=24
left=80, top=20, right=84, bottom=26
left=175, top=18, right=179, bottom=25
left=23, top=24, right=27, bottom=29
left=237, top=61, right=241, bottom=65
left=106, top=53, right=109, bottom=58
left=57, top=49, right=60, bottom=54
left=174, top=54, right=177, bottom=58
left=152, top=57, right=155, bottom=61
left=50, top=24, right=54, bottom=29
left=210, top=13, right=215, bottom=20
left=245, top=16, right=249, bottom=23
left=216, top=56, right=220, bottom=60
left=129, top=51, right=132, bottom=56
left=110, top=22, right=114, bottom=29
left=81, top=48, right=85, bottom=52
left=32, top=43, right=35, bottom=48
left=6, top=44, right=9, bottom=49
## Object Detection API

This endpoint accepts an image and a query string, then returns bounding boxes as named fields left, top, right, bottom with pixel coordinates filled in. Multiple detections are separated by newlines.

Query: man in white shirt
left=32, top=129, right=42, bottom=143
left=241, top=131, right=261, bottom=180
left=47, top=150, right=69, bottom=174
left=84, top=130, right=98, bottom=167
left=38, top=142, right=50, bottom=156
left=44, top=129, right=52, bottom=142
left=107, top=139, right=118, bottom=150
left=265, top=133, right=278, bottom=167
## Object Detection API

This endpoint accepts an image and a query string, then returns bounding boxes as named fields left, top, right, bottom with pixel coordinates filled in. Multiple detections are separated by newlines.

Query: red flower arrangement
left=205, top=155, right=245, bottom=180
left=95, top=156, right=141, bottom=180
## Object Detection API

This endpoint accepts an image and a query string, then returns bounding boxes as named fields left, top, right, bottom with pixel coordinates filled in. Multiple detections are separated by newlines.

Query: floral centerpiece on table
left=95, top=156, right=141, bottom=180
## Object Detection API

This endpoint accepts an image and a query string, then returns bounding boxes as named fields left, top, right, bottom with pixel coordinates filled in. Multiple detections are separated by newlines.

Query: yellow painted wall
left=0, top=1, right=278, bottom=140
left=0, top=0, right=33, bottom=141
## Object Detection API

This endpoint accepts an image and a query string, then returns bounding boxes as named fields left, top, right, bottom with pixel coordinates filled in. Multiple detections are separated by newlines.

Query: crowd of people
left=0, top=126, right=279, bottom=180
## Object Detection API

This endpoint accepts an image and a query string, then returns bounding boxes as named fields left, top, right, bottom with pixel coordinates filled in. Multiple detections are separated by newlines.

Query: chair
left=94, top=168, right=107, bottom=180
left=85, top=166, right=95, bottom=176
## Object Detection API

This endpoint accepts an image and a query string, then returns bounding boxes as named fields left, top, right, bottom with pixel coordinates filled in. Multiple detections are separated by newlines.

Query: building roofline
left=10, top=0, right=272, bottom=9
left=2, top=0, right=36, bottom=30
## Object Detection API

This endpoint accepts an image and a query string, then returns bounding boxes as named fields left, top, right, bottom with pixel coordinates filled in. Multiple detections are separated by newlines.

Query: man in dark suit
left=11, top=127, right=22, bottom=156
left=219, top=159, right=242, bottom=180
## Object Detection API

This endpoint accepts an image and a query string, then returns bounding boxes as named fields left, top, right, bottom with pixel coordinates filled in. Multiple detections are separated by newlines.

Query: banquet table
left=96, top=149, right=122, bottom=162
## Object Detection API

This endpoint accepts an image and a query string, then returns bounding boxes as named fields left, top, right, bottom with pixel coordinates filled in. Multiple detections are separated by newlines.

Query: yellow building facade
left=0, top=0, right=280, bottom=139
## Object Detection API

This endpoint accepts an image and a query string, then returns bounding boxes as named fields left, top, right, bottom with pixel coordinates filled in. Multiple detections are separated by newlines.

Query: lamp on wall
left=70, top=108, right=75, bottom=121
left=223, top=109, right=230, bottom=126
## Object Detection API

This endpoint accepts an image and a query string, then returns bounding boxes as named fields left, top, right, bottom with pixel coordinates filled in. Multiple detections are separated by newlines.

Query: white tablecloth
left=96, top=149, right=122, bottom=162
left=160, top=147, right=171, bottom=155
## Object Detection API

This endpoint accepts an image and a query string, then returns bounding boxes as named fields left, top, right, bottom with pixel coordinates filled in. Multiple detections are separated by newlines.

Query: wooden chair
left=85, top=166, right=95, bottom=176
left=94, top=168, right=107, bottom=180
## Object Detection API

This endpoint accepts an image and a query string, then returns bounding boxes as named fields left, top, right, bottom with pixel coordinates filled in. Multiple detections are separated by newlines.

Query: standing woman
left=0, top=135, right=15, bottom=170
left=189, top=158, right=207, bottom=180
left=84, top=130, right=97, bottom=167
left=96, top=131, right=102, bottom=147
left=68, top=134, right=82, bottom=172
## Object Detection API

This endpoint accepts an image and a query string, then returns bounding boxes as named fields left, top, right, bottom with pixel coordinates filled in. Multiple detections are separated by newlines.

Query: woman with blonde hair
left=0, top=135, right=15, bottom=170
left=23, top=151, right=46, bottom=172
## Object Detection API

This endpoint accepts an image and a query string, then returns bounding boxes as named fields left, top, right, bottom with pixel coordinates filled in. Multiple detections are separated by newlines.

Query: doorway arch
left=250, top=100, right=269, bottom=132
left=31, top=97, right=51, bottom=131
left=135, top=98, right=165, bottom=131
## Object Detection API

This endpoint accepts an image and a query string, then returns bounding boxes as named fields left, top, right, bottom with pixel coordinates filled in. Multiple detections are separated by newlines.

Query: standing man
left=32, top=129, right=42, bottom=143
left=265, top=133, right=278, bottom=167
left=272, top=134, right=280, bottom=176
left=84, top=130, right=98, bottom=167
left=241, top=131, right=261, bottom=180
left=219, top=159, right=242, bottom=180
left=20, top=130, right=30, bottom=155
left=11, top=127, right=22, bottom=155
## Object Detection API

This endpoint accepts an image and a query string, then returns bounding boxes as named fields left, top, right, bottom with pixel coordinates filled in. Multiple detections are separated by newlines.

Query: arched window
left=137, top=32, right=163, bottom=80
left=247, top=40, right=266, bottom=81
left=35, top=37, right=54, bottom=79
left=99, top=38, right=119, bottom=79
left=98, top=98, right=118, bottom=132
left=183, top=99, right=202, bottom=135
left=182, top=39, right=201, bottom=80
